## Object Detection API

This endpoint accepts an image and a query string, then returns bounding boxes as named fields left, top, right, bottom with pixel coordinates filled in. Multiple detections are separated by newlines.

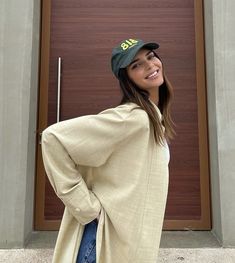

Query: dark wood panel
left=36, top=0, right=210, bottom=229
left=46, top=0, right=200, bottom=221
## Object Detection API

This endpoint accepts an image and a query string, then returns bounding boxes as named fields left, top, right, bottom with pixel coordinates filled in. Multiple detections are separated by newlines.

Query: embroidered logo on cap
left=120, top=39, right=139, bottom=50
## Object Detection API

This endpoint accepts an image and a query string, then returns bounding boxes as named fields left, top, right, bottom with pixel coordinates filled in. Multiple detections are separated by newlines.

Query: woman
left=41, top=38, right=175, bottom=263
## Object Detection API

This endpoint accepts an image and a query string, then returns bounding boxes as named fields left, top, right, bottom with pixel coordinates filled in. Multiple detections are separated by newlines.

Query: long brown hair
left=118, top=54, right=175, bottom=145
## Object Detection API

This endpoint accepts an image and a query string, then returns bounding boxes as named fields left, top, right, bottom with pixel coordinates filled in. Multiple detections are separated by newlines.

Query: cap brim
left=120, top=42, right=159, bottom=69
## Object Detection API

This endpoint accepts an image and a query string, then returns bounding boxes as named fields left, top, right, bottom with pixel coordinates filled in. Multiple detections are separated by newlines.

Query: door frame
left=35, top=0, right=60, bottom=230
left=34, top=0, right=211, bottom=230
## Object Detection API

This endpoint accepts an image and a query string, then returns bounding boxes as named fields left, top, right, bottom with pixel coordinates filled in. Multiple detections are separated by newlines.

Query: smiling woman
left=116, top=39, right=175, bottom=146
left=41, top=38, right=175, bottom=263
left=126, top=49, right=164, bottom=104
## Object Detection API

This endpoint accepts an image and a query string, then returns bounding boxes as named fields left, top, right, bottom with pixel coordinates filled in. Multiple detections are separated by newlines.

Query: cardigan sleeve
left=41, top=104, right=148, bottom=225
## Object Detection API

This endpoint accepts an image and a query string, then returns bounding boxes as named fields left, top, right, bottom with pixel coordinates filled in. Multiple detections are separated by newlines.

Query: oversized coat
left=41, top=101, right=170, bottom=263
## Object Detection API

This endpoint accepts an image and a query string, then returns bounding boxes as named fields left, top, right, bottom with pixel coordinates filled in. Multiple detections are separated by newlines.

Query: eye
left=148, top=53, right=156, bottom=60
left=131, top=62, right=142, bottom=69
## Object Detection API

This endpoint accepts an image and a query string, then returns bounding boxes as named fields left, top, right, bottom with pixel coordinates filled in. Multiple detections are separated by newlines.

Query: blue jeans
left=76, top=219, right=98, bottom=263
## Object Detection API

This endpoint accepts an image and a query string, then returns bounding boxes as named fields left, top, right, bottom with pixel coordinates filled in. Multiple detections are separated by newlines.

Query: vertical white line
left=57, top=57, right=61, bottom=123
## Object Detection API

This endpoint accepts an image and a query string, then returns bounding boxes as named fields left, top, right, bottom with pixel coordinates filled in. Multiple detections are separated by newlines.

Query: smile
left=146, top=69, right=160, bottom=80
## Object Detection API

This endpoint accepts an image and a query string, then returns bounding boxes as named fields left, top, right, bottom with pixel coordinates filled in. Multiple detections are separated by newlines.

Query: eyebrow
left=129, top=50, right=153, bottom=66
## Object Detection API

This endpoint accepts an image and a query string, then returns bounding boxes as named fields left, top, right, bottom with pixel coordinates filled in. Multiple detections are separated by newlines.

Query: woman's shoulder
left=98, top=102, right=150, bottom=129
left=99, top=102, right=148, bottom=119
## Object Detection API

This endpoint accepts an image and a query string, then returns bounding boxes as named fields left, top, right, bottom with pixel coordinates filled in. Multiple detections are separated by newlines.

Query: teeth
left=147, top=71, right=158, bottom=79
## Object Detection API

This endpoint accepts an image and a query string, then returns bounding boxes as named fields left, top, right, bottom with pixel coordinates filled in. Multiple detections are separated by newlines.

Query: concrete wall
left=0, top=0, right=40, bottom=248
left=204, top=0, right=235, bottom=246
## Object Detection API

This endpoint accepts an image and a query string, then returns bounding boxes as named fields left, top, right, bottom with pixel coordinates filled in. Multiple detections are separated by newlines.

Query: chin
left=156, top=78, right=164, bottom=87
left=150, top=80, right=164, bottom=88
left=146, top=76, right=164, bottom=88
left=139, top=78, right=164, bottom=90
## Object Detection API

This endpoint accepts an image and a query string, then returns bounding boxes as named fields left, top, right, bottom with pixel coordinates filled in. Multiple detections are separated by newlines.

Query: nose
left=145, top=59, right=155, bottom=69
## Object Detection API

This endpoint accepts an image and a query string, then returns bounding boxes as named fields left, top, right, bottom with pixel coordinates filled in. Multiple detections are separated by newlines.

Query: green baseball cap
left=111, top=38, right=159, bottom=78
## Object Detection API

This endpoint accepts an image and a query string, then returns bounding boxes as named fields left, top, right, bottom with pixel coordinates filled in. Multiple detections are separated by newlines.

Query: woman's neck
left=149, top=87, right=159, bottom=105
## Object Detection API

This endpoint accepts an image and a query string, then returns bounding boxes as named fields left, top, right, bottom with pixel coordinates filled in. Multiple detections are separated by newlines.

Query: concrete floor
left=1, top=248, right=235, bottom=263
left=1, top=231, right=235, bottom=263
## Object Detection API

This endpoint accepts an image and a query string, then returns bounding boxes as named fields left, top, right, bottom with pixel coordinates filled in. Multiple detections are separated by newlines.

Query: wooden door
left=35, top=0, right=210, bottom=230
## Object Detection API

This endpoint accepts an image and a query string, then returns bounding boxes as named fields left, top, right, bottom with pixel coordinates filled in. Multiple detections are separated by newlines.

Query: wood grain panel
left=36, top=0, right=211, bottom=230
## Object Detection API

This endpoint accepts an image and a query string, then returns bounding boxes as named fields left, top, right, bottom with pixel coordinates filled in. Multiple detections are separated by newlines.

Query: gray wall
left=204, top=0, right=235, bottom=246
left=0, top=0, right=40, bottom=248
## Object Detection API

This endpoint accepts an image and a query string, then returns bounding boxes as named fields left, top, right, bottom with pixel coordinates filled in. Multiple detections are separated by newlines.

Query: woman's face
left=126, top=48, right=164, bottom=91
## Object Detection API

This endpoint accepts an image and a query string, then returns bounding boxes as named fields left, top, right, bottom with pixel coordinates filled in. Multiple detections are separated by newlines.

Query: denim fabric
left=76, top=219, right=98, bottom=263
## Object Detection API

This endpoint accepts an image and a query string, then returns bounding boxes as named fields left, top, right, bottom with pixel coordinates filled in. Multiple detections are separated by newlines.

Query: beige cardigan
left=41, top=102, right=169, bottom=263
